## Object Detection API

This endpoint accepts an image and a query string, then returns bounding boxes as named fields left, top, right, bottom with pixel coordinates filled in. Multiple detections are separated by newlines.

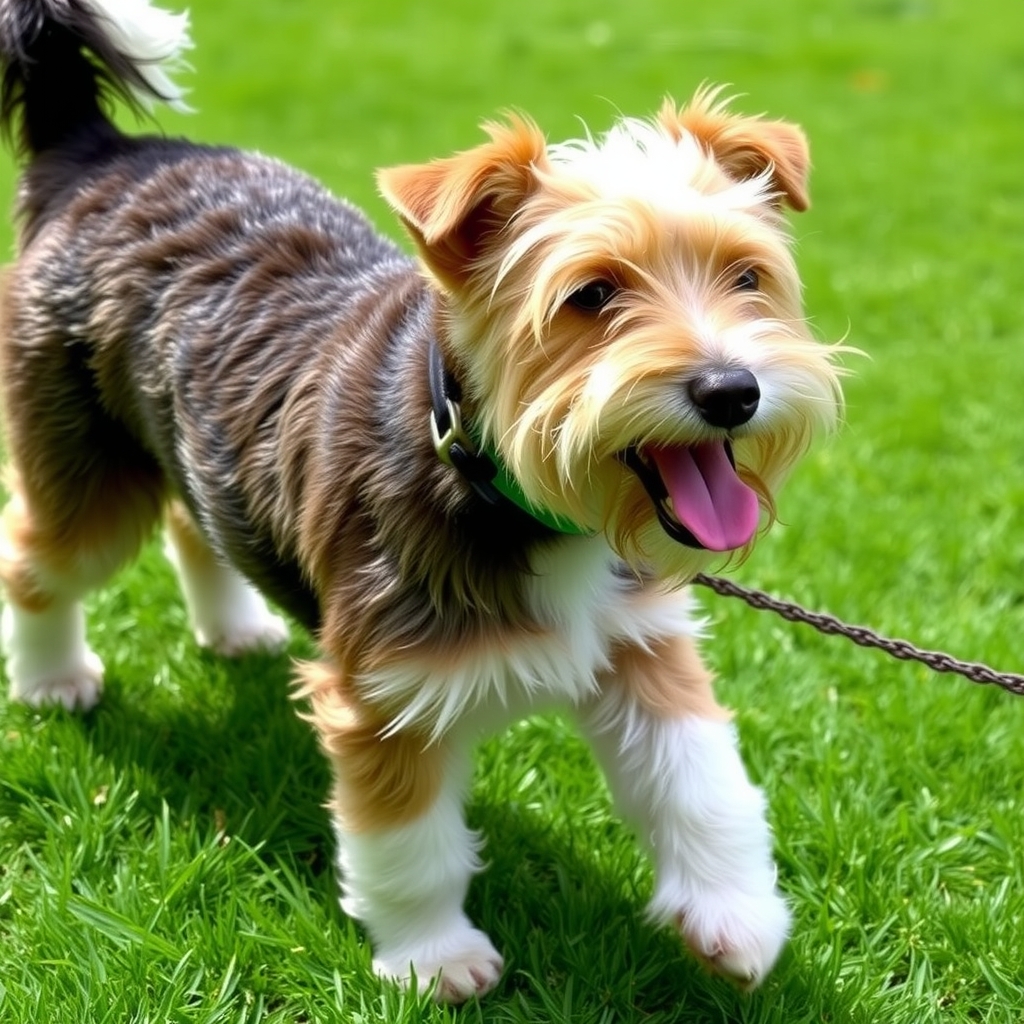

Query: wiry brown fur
left=0, top=139, right=572, bottom=631
left=659, top=88, right=811, bottom=212
left=0, top=97, right=841, bottom=819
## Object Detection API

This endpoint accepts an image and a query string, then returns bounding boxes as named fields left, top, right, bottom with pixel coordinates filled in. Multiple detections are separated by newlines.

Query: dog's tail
left=0, top=0, right=191, bottom=158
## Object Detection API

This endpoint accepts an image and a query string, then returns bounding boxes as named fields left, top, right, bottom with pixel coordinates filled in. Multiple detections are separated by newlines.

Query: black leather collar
left=427, top=339, right=506, bottom=507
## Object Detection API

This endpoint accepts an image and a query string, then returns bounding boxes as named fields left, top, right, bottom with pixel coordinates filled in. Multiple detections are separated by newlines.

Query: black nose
left=687, top=368, right=760, bottom=429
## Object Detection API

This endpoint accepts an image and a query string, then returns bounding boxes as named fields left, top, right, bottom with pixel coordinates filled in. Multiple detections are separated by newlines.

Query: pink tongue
left=647, top=443, right=760, bottom=551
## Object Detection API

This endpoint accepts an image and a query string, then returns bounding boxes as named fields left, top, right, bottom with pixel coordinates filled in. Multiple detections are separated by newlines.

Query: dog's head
left=379, top=87, right=844, bottom=583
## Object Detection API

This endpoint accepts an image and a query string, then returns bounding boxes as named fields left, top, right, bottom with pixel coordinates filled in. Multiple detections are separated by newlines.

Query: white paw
left=8, top=647, right=105, bottom=712
left=2, top=602, right=105, bottom=711
left=165, top=534, right=290, bottom=657
left=195, top=609, right=290, bottom=657
left=374, top=922, right=504, bottom=1003
left=674, top=887, right=791, bottom=989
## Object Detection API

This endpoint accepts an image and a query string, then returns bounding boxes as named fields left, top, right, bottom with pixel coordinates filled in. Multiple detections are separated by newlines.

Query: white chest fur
left=360, top=536, right=702, bottom=742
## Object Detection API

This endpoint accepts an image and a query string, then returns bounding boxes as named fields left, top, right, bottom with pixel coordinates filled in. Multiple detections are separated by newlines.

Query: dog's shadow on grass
left=61, top=631, right=816, bottom=1021
left=78, top=630, right=333, bottom=866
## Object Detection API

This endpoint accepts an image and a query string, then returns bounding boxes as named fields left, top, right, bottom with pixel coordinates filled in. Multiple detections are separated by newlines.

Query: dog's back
left=0, top=0, right=425, bottom=627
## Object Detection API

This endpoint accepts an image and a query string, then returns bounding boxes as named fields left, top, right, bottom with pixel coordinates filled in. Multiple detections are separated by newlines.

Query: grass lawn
left=2, top=0, right=1023, bottom=1020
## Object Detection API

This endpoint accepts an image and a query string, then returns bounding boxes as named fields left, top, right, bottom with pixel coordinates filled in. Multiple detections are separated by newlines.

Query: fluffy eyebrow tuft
left=545, top=116, right=777, bottom=216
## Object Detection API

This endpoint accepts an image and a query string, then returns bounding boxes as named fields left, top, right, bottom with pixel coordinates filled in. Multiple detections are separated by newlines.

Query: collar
left=427, top=339, right=592, bottom=535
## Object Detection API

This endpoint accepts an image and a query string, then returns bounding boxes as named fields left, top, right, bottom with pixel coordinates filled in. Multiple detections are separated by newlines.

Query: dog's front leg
left=580, top=634, right=790, bottom=988
left=300, top=662, right=502, bottom=1003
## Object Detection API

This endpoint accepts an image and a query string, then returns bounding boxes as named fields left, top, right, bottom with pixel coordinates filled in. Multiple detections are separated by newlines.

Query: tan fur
left=659, top=88, right=811, bottom=212
left=295, top=660, right=447, bottom=833
left=0, top=468, right=164, bottom=609
left=611, top=633, right=730, bottom=722
left=164, top=499, right=219, bottom=574
left=0, top=488, right=55, bottom=612
left=378, top=116, right=548, bottom=287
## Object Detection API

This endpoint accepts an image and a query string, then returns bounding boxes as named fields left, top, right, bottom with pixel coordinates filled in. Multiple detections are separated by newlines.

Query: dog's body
left=0, top=0, right=842, bottom=1001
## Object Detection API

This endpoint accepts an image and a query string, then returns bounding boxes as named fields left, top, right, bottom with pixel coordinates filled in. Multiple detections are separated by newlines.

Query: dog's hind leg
left=0, top=253, right=173, bottom=710
left=580, top=632, right=791, bottom=989
left=163, top=500, right=289, bottom=657
left=297, top=661, right=503, bottom=1004
left=0, top=460, right=166, bottom=711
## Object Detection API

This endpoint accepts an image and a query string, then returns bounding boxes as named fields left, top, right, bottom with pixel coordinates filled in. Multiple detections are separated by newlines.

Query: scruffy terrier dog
left=0, top=0, right=842, bottom=1002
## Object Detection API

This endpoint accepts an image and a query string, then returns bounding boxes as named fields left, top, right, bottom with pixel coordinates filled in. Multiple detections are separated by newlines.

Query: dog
left=0, top=0, right=843, bottom=1002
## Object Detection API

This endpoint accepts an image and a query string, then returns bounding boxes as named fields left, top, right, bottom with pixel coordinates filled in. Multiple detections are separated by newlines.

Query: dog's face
left=379, top=89, right=843, bottom=582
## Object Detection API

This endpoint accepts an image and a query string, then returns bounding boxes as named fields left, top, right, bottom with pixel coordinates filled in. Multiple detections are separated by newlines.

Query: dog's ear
left=659, top=89, right=810, bottom=212
left=377, top=116, right=547, bottom=286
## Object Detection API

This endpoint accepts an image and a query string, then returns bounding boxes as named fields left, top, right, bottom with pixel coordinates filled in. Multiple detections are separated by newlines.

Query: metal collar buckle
left=429, top=397, right=474, bottom=467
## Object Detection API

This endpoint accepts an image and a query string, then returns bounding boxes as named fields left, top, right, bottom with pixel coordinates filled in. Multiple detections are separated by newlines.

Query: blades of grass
left=66, top=895, right=180, bottom=959
left=976, top=955, right=1024, bottom=1006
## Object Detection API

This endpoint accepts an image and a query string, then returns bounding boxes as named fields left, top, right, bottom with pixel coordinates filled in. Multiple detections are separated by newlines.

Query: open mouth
left=620, top=441, right=761, bottom=552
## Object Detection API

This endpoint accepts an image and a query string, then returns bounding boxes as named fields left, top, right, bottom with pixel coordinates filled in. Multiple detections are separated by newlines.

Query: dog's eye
left=734, top=268, right=760, bottom=291
left=566, top=280, right=617, bottom=312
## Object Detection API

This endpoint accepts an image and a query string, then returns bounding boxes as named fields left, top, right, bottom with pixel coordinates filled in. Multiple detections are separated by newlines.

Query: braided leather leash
left=693, top=574, right=1024, bottom=697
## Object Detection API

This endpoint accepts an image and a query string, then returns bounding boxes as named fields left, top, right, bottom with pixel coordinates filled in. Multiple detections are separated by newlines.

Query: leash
left=425, top=346, right=1024, bottom=698
left=693, top=574, right=1024, bottom=697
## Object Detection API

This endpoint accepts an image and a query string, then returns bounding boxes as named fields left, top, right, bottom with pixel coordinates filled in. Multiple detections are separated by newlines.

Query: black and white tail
left=0, top=0, right=191, bottom=157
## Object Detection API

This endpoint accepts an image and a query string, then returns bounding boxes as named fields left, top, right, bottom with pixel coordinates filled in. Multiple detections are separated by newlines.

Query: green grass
left=2, top=0, right=1023, bottom=1020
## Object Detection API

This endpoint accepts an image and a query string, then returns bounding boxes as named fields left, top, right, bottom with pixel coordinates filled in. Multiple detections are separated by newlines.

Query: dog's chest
left=362, top=537, right=700, bottom=742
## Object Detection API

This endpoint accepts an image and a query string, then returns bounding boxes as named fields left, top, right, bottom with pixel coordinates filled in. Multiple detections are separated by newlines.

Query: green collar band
left=476, top=439, right=595, bottom=536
